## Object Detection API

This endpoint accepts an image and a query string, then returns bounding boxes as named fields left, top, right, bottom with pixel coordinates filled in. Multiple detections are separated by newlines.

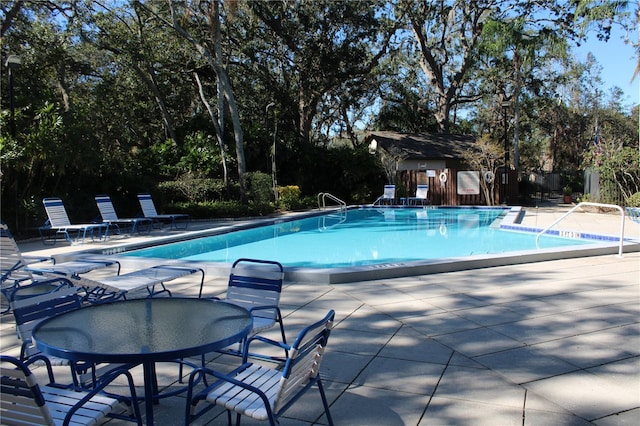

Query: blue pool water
left=124, top=207, right=590, bottom=268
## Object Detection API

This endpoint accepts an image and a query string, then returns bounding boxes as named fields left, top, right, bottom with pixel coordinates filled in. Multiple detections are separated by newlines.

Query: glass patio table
left=33, top=297, right=252, bottom=426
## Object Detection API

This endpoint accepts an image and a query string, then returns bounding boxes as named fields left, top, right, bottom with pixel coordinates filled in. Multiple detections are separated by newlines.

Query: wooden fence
left=399, top=169, right=518, bottom=206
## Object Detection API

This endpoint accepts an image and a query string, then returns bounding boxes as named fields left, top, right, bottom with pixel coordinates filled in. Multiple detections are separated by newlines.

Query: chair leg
left=317, top=379, right=334, bottom=426
left=276, top=312, right=288, bottom=358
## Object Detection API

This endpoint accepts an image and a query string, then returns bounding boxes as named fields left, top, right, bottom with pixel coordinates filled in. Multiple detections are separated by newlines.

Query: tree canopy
left=1, top=0, right=637, bottom=232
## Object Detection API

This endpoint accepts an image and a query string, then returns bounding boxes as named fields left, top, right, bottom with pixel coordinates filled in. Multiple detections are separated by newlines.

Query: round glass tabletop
left=33, top=298, right=252, bottom=363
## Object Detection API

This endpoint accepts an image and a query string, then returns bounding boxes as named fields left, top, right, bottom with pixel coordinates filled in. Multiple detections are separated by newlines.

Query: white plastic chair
left=185, top=310, right=335, bottom=426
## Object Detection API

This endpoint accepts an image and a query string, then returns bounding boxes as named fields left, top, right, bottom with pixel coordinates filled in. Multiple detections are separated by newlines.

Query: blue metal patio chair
left=10, top=284, right=103, bottom=388
left=95, top=194, right=153, bottom=235
left=185, top=310, right=335, bottom=426
left=0, top=354, right=142, bottom=425
left=40, top=197, right=108, bottom=244
left=213, top=258, right=287, bottom=358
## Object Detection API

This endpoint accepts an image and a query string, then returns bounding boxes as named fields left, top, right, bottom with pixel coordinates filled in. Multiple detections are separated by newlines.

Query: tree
left=396, top=0, right=495, bottom=133
left=247, top=0, right=393, bottom=146
left=457, top=134, right=504, bottom=205
left=77, top=1, right=182, bottom=147
left=395, top=0, right=625, bottom=136
left=145, top=0, right=248, bottom=193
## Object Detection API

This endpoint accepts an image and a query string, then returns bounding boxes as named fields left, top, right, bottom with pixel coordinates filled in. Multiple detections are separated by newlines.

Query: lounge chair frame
left=52, top=264, right=206, bottom=303
left=95, top=194, right=153, bottom=235
left=137, top=193, right=190, bottom=229
left=1, top=223, right=120, bottom=313
left=40, top=197, right=108, bottom=245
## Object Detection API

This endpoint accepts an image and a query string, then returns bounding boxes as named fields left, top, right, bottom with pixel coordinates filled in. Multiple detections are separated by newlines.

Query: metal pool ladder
left=318, top=192, right=346, bottom=212
left=317, top=193, right=347, bottom=231
left=535, top=202, right=626, bottom=256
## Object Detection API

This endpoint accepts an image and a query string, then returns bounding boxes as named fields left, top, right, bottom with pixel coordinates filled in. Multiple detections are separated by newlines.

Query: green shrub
left=170, top=200, right=276, bottom=219
left=626, top=192, right=640, bottom=207
left=278, top=185, right=301, bottom=210
left=577, top=193, right=592, bottom=203
left=246, top=172, right=274, bottom=205
left=158, top=177, right=232, bottom=203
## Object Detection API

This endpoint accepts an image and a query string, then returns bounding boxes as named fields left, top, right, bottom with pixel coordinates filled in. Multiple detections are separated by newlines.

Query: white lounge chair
left=626, top=207, right=640, bottom=224
left=373, top=184, right=396, bottom=205
left=137, top=193, right=190, bottom=229
left=185, top=310, right=335, bottom=426
left=408, top=184, right=429, bottom=205
left=51, top=264, right=206, bottom=303
left=1, top=223, right=120, bottom=312
left=95, top=194, right=152, bottom=235
left=40, top=197, right=108, bottom=244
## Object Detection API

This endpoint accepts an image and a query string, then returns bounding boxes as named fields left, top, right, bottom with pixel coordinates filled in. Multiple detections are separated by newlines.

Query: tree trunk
left=194, top=71, right=228, bottom=187
left=136, top=64, right=179, bottom=147
left=167, top=0, right=246, bottom=193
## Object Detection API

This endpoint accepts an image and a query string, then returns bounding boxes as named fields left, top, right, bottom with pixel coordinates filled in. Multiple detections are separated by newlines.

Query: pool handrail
left=318, top=193, right=346, bottom=212
left=535, top=202, right=625, bottom=257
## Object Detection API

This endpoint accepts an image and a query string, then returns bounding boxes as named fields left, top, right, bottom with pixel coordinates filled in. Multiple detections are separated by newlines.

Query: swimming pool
left=116, top=206, right=633, bottom=282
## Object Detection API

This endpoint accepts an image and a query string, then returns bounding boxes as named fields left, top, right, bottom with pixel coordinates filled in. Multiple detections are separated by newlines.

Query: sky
left=574, top=25, right=639, bottom=107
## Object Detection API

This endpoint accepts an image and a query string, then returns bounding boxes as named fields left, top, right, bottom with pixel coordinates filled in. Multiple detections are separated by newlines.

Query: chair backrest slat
left=383, top=185, right=395, bottom=199
left=227, top=259, right=284, bottom=321
left=1, top=224, right=33, bottom=283
left=1, top=356, right=55, bottom=425
left=95, top=195, right=119, bottom=221
left=12, top=287, right=80, bottom=350
left=137, top=193, right=159, bottom=217
left=415, top=184, right=428, bottom=199
left=42, top=198, right=72, bottom=228
left=274, top=310, right=334, bottom=413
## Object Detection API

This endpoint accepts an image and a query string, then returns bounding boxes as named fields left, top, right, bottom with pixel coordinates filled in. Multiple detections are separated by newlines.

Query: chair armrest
left=22, top=255, right=53, bottom=265
left=62, top=366, right=142, bottom=426
left=23, top=354, right=56, bottom=384
left=247, top=304, right=279, bottom=313
left=247, top=305, right=284, bottom=321
left=246, top=335, right=290, bottom=351
left=186, top=364, right=272, bottom=417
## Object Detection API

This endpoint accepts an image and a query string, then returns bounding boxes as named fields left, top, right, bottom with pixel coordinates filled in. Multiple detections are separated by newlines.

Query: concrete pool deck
left=2, top=202, right=639, bottom=425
